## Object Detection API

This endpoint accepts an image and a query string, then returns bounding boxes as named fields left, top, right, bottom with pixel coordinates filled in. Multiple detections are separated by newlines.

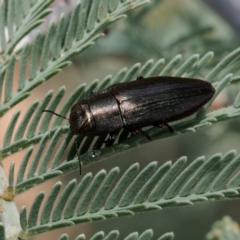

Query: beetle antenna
left=42, top=110, right=69, bottom=120
left=75, top=136, right=82, bottom=175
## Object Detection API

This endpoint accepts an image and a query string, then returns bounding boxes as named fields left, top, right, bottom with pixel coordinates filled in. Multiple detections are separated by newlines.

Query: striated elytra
left=43, top=76, right=216, bottom=174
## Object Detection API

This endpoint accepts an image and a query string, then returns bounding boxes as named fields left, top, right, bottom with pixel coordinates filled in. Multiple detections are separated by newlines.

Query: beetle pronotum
left=43, top=76, right=215, bottom=175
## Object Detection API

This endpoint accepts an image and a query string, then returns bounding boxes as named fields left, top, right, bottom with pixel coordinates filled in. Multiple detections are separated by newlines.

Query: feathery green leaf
left=21, top=150, right=240, bottom=236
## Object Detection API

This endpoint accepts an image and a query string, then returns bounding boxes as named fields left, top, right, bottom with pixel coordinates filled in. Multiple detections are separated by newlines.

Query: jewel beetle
left=43, top=76, right=215, bottom=174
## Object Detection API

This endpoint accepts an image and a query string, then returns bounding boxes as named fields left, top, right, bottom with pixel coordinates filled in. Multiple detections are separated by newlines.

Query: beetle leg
left=131, top=128, right=152, bottom=141
left=139, top=129, right=152, bottom=141
left=105, top=132, right=116, bottom=147
left=154, top=123, right=174, bottom=133
left=109, top=132, right=116, bottom=140
left=74, top=136, right=82, bottom=175
left=136, top=76, right=144, bottom=80
left=92, top=132, right=117, bottom=156
left=92, top=140, right=101, bottom=157
left=163, top=123, right=174, bottom=133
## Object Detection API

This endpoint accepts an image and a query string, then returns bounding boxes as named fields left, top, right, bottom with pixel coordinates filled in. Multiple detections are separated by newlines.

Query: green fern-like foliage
left=1, top=0, right=240, bottom=239
left=17, top=150, right=240, bottom=237
left=57, top=230, right=174, bottom=240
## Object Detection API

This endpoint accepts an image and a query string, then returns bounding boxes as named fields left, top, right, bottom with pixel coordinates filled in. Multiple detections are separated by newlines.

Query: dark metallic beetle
left=43, top=76, right=215, bottom=174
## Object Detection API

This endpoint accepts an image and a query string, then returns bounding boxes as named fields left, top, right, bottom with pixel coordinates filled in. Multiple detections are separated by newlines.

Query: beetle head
left=69, top=102, right=93, bottom=135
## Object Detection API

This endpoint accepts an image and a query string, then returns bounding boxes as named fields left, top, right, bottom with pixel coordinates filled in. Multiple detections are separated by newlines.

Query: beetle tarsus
left=164, top=123, right=174, bottom=133
left=92, top=151, right=96, bottom=157
left=131, top=128, right=152, bottom=141
left=154, top=123, right=174, bottom=133
left=140, top=130, right=152, bottom=141
left=92, top=140, right=101, bottom=157
left=92, top=139, right=106, bottom=157
left=92, top=149, right=96, bottom=157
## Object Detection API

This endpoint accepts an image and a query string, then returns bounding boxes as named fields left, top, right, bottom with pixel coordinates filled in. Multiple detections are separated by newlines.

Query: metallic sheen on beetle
left=69, top=76, right=215, bottom=136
